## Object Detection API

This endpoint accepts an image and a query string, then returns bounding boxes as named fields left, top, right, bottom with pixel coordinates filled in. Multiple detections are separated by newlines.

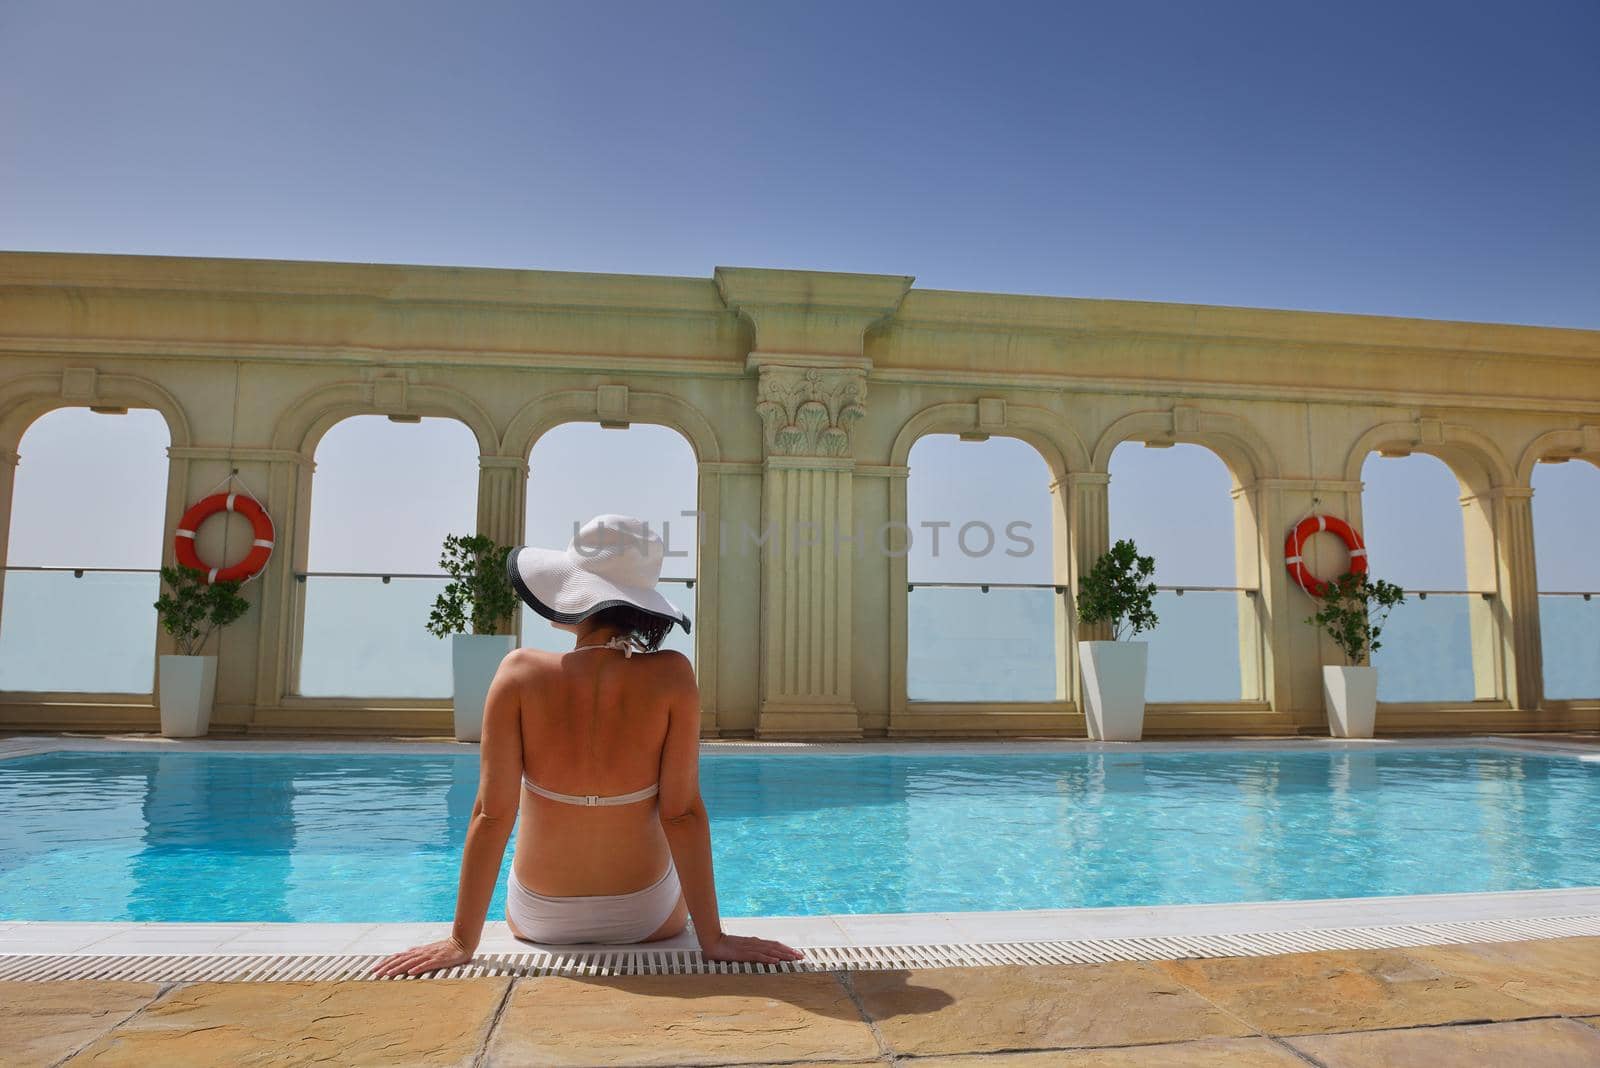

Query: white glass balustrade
left=907, top=584, right=1062, bottom=702
left=1143, top=587, right=1261, bottom=702
left=907, top=583, right=1262, bottom=704
left=1369, top=591, right=1485, bottom=703
left=1539, top=592, right=1600, bottom=700
left=295, top=573, right=455, bottom=698
left=0, top=567, right=161, bottom=693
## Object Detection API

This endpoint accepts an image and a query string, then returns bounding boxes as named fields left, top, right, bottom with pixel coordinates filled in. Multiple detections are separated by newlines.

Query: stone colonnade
left=1, top=252, right=1597, bottom=737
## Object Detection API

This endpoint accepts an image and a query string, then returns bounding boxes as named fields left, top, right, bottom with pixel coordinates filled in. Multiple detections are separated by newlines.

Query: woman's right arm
left=656, top=652, right=803, bottom=965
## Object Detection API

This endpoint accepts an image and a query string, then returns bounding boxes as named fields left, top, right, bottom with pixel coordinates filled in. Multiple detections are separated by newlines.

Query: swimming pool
left=3, top=745, right=1598, bottom=923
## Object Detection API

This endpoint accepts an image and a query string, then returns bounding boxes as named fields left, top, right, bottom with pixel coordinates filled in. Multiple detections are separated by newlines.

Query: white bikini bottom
left=505, top=857, right=683, bottom=945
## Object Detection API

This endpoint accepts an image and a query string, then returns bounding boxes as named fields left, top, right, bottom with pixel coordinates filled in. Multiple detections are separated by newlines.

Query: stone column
left=190, top=449, right=311, bottom=721
left=1488, top=487, right=1544, bottom=711
left=754, top=364, right=865, bottom=738
left=1248, top=478, right=1367, bottom=726
left=1066, top=472, right=1111, bottom=643
left=477, top=456, right=528, bottom=550
left=1045, top=474, right=1074, bottom=702
left=0, top=445, right=18, bottom=627
left=1229, top=480, right=1268, bottom=704
left=693, top=464, right=722, bottom=735
left=477, top=455, right=529, bottom=640
left=151, top=446, right=309, bottom=727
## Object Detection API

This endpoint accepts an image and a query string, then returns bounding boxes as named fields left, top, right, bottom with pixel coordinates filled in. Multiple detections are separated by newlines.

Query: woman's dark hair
left=590, top=604, right=675, bottom=653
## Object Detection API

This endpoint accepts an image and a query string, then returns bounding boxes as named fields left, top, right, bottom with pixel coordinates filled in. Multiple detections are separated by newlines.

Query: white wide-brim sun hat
left=506, top=514, right=691, bottom=634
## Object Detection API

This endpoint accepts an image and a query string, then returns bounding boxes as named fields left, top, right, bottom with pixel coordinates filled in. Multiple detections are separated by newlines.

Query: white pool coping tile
left=8, top=888, right=1600, bottom=957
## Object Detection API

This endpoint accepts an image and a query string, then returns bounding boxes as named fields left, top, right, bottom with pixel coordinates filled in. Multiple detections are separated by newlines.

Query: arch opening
left=1107, top=441, right=1261, bottom=702
left=295, top=414, right=479, bottom=698
left=905, top=434, right=1064, bottom=702
left=522, top=423, right=697, bottom=663
left=1359, top=451, right=1488, bottom=702
left=0, top=407, right=171, bottom=693
left=1532, top=458, right=1600, bottom=700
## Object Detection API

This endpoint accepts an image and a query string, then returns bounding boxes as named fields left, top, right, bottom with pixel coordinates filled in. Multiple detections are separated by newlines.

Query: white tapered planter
left=1079, top=640, right=1149, bottom=742
left=1323, top=665, right=1378, bottom=739
left=158, top=654, right=217, bottom=738
left=452, top=634, right=517, bottom=742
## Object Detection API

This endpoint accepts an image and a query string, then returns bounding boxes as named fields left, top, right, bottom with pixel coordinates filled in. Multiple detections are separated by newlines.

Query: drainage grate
left=5, top=913, right=1600, bottom=981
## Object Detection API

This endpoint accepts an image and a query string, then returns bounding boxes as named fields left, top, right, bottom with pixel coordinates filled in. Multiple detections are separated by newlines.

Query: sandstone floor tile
left=851, top=963, right=1254, bottom=1056
left=905, top=1036, right=1306, bottom=1066
left=1407, top=937, right=1600, bottom=1015
left=0, top=981, right=159, bottom=1068
left=65, top=979, right=508, bottom=1067
left=1290, top=1018, right=1600, bottom=1067
left=1158, top=948, right=1546, bottom=1037
left=485, top=973, right=881, bottom=1067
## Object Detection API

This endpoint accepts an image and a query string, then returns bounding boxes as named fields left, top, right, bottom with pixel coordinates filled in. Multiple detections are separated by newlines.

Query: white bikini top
left=520, top=635, right=660, bottom=807
left=521, top=777, right=660, bottom=807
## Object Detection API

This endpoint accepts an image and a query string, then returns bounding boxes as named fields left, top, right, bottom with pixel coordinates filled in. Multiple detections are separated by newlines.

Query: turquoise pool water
left=2, top=747, right=1597, bottom=922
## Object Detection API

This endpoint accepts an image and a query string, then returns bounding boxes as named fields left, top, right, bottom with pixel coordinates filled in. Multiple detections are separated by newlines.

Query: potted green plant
left=1305, top=571, right=1405, bottom=738
left=1075, top=539, right=1159, bottom=741
left=427, top=533, right=518, bottom=742
left=152, top=565, right=250, bottom=737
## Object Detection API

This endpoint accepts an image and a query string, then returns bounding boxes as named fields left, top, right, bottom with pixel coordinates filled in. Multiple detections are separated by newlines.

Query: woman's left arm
left=374, top=653, right=525, bottom=977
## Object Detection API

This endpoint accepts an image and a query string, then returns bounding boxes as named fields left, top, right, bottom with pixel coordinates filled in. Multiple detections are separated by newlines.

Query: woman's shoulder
left=497, top=646, right=559, bottom=680
left=644, top=647, right=694, bottom=677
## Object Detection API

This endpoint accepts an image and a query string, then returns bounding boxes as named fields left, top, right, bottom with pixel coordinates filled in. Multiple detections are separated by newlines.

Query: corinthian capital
left=755, top=365, right=867, bottom=458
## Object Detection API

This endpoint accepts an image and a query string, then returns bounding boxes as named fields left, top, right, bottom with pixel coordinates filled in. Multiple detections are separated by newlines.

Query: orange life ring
left=174, top=492, right=275, bottom=584
left=1285, top=514, right=1367, bottom=596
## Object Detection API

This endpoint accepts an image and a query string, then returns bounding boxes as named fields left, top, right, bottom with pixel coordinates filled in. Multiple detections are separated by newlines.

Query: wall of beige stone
left=1, top=251, right=1597, bottom=737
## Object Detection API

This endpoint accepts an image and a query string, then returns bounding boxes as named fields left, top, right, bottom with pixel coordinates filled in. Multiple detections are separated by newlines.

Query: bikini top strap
left=521, top=776, right=660, bottom=807
left=571, top=635, right=655, bottom=658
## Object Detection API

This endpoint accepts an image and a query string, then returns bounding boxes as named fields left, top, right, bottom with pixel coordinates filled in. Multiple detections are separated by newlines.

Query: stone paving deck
left=4, top=937, right=1599, bottom=1066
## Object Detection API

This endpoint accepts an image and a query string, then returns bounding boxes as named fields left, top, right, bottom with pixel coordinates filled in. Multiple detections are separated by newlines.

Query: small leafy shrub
left=153, top=565, right=251, bottom=655
left=427, top=533, right=517, bottom=638
left=1076, top=539, right=1159, bottom=640
left=1306, top=571, right=1406, bottom=666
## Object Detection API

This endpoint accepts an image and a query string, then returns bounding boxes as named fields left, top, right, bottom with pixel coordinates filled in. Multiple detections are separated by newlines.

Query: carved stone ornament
left=755, top=366, right=867, bottom=458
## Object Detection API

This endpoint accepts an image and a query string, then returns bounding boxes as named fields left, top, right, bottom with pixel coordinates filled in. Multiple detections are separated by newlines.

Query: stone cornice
left=167, top=445, right=311, bottom=467
left=892, top=288, right=1600, bottom=363
left=713, top=267, right=914, bottom=317
left=0, top=251, right=728, bottom=312
left=715, top=266, right=913, bottom=359
left=1241, top=478, right=1367, bottom=494
left=745, top=353, right=873, bottom=374
left=3, top=252, right=1597, bottom=410
left=3, top=252, right=1593, bottom=363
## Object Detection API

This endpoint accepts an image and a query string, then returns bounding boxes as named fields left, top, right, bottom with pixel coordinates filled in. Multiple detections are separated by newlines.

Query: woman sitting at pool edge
left=375, top=515, right=803, bottom=976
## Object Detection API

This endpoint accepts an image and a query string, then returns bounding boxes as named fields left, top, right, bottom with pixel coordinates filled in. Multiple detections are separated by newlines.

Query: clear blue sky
left=2, top=0, right=1596, bottom=326
left=3, top=2, right=1598, bottom=605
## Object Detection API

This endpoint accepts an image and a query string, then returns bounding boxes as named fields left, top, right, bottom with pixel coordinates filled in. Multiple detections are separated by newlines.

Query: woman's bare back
left=508, top=644, right=684, bottom=896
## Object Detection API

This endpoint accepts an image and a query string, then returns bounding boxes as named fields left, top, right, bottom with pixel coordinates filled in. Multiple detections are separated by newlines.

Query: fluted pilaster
left=1067, top=472, right=1112, bottom=642
left=754, top=364, right=866, bottom=738
left=0, top=446, right=19, bottom=627
left=477, top=456, right=529, bottom=638
left=1491, top=487, right=1544, bottom=710
left=477, top=456, right=529, bottom=550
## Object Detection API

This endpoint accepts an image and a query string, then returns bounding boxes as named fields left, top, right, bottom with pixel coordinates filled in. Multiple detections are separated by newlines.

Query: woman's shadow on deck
left=549, top=967, right=954, bottom=1024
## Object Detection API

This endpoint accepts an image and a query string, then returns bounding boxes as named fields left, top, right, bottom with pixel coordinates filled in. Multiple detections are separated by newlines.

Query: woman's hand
left=699, top=932, right=806, bottom=964
left=372, top=937, right=474, bottom=978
